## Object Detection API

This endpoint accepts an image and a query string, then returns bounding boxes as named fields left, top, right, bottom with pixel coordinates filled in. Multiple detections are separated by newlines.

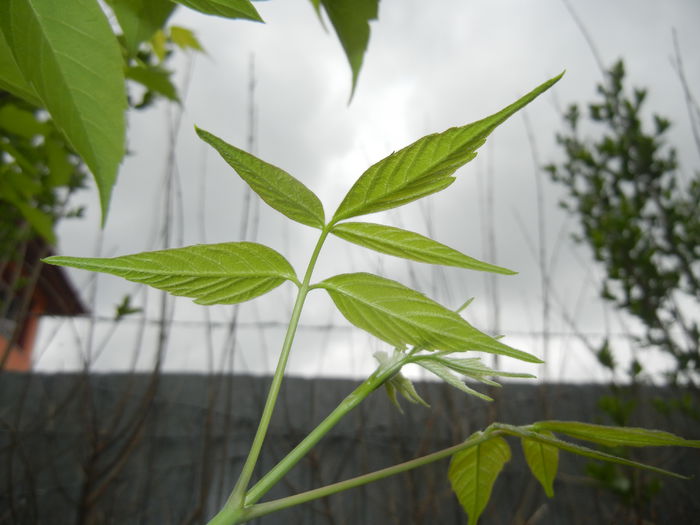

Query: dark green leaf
left=0, top=104, right=46, bottom=138
left=125, top=65, right=179, bottom=101
left=173, top=0, right=262, bottom=21
left=43, top=242, right=298, bottom=305
left=45, top=138, right=75, bottom=187
left=449, top=433, right=511, bottom=525
left=332, top=73, right=564, bottom=222
left=522, top=431, right=559, bottom=497
left=0, top=29, right=41, bottom=105
left=196, top=127, right=326, bottom=228
left=0, top=172, right=55, bottom=242
left=315, top=0, right=378, bottom=99
left=317, top=272, right=541, bottom=362
left=0, top=0, right=127, bottom=225
left=332, top=222, right=515, bottom=274
left=532, top=421, right=700, bottom=449
left=108, top=0, right=176, bottom=55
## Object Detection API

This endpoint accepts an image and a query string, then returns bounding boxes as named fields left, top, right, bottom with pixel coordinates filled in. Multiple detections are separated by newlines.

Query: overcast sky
left=35, top=0, right=700, bottom=383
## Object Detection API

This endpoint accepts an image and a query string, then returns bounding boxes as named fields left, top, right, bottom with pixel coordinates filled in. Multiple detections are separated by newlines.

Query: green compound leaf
left=314, top=0, right=378, bottom=100
left=108, top=0, right=176, bottom=56
left=331, top=222, right=515, bottom=274
left=532, top=421, right=700, bottom=449
left=43, top=242, right=298, bottom=305
left=316, top=273, right=541, bottom=362
left=0, top=0, right=127, bottom=226
left=502, top=425, right=692, bottom=480
left=173, top=0, right=262, bottom=21
left=332, top=72, right=564, bottom=223
left=449, top=433, right=511, bottom=525
left=196, top=127, right=326, bottom=229
left=522, top=431, right=559, bottom=498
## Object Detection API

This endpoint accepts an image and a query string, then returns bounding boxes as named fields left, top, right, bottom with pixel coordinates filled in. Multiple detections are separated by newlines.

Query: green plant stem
left=244, top=353, right=410, bottom=506
left=223, top=227, right=331, bottom=510
left=236, top=428, right=500, bottom=522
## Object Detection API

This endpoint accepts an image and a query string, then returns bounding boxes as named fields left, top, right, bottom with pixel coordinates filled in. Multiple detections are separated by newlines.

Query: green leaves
left=447, top=420, right=700, bottom=523
left=413, top=355, right=535, bottom=402
left=108, top=0, right=176, bottom=56
left=375, top=350, right=430, bottom=413
left=331, top=222, right=515, bottom=274
left=317, top=272, right=541, bottom=362
left=0, top=30, right=41, bottom=106
left=0, top=0, right=127, bottom=225
left=43, top=242, right=298, bottom=305
left=449, top=433, right=511, bottom=525
left=312, top=0, right=378, bottom=99
left=522, top=431, right=559, bottom=497
left=196, top=127, right=326, bottom=229
left=173, top=0, right=262, bottom=21
left=532, top=421, right=700, bottom=449
left=332, top=73, right=564, bottom=222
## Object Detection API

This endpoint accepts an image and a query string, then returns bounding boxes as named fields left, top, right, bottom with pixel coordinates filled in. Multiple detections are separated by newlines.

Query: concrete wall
left=1, top=373, right=698, bottom=524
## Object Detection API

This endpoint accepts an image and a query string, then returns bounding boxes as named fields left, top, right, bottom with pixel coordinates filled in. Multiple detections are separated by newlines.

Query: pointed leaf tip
left=449, top=434, right=511, bottom=524
left=522, top=432, right=559, bottom=498
left=318, top=272, right=540, bottom=363
left=333, top=72, right=564, bottom=222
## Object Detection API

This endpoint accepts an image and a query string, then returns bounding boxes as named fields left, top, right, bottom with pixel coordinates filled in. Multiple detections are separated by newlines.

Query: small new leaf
left=449, top=433, right=511, bottom=525
left=426, top=355, right=535, bottom=384
left=522, top=431, right=559, bottom=497
left=114, top=295, right=142, bottom=321
left=375, top=350, right=429, bottom=413
left=331, top=222, right=515, bottom=274
left=532, top=421, right=700, bottom=449
left=332, top=72, right=564, bottom=222
left=317, top=273, right=541, bottom=362
left=196, top=127, right=326, bottom=229
left=418, top=358, right=493, bottom=401
left=43, top=242, right=297, bottom=305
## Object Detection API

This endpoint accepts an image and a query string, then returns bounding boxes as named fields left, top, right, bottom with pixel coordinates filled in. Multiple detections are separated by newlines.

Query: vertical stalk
left=243, top=354, right=409, bottom=506
left=224, top=227, right=331, bottom=510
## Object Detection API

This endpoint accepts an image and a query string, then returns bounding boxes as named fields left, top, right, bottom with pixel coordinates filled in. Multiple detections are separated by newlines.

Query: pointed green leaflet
left=331, top=221, right=515, bottom=274
left=43, top=242, right=297, bottom=305
left=332, top=72, right=564, bottom=222
left=316, top=272, right=541, bottom=362
left=449, top=433, right=511, bottom=525
left=522, top=431, right=559, bottom=497
left=532, top=421, right=700, bottom=449
left=196, top=127, right=326, bottom=229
